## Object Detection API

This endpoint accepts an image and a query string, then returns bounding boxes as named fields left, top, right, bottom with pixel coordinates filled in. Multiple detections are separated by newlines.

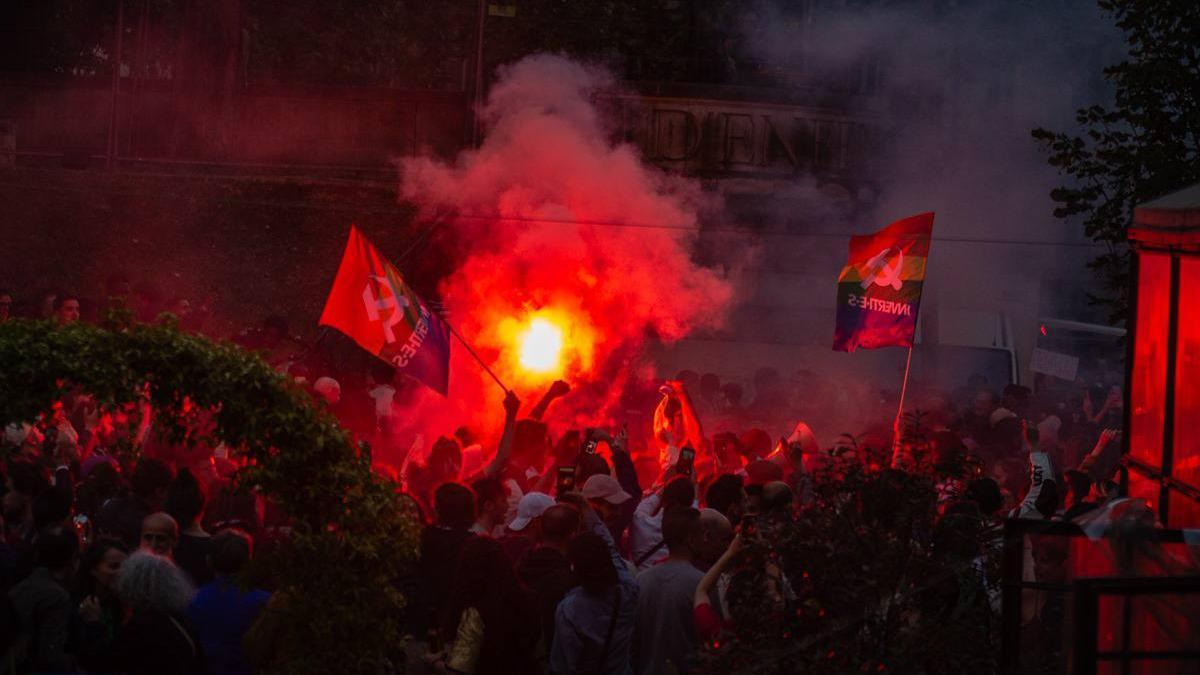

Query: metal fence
left=1000, top=518, right=1200, bottom=675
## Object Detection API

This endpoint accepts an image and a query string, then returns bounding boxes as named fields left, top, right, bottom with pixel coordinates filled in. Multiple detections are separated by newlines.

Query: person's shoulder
left=419, top=524, right=447, bottom=544
left=557, top=586, right=584, bottom=609
left=245, top=589, right=271, bottom=610
left=191, top=578, right=229, bottom=601
left=635, top=563, right=664, bottom=584
left=555, top=586, right=599, bottom=620
left=619, top=578, right=639, bottom=603
left=14, top=569, right=69, bottom=601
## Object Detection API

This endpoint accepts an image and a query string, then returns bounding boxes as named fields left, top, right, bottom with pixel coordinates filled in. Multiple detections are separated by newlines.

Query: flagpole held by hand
left=891, top=344, right=914, bottom=468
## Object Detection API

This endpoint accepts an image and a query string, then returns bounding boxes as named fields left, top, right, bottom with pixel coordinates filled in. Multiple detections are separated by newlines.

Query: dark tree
left=1032, top=0, right=1200, bottom=324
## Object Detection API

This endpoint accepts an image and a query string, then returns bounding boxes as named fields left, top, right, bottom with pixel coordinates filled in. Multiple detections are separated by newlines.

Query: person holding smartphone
left=578, top=427, right=644, bottom=554
left=548, top=492, right=637, bottom=675
left=653, top=381, right=706, bottom=473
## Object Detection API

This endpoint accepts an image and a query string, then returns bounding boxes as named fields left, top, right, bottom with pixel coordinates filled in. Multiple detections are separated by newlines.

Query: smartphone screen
left=73, top=514, right=91, bottom=547
left=582, top=428, right=600, bottom=454
left=556, top=466, right=577, bottom=495
left=740, top=513, right=757, bottom=537
left=677, top=446, right=695, bottom=476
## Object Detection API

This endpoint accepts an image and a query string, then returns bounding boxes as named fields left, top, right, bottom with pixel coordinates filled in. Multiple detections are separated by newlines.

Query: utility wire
left=0, top=178, right=1105, bottom=249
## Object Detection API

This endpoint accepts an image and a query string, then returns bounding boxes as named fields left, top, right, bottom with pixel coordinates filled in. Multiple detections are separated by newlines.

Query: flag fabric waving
left=319, top=226, right=451, bottom=395
left=833, top=212, right=934, bottom=352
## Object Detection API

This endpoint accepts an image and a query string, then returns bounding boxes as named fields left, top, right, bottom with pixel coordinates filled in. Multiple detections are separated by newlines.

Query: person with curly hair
left=110, top=550, right=200, bottom=675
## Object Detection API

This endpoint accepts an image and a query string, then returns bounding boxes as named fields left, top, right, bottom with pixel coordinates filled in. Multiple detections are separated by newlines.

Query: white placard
left=1030, top=347, right=1079, bottom=382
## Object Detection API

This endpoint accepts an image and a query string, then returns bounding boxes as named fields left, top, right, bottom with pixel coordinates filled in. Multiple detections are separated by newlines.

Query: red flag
left=319, top=226, right=451, bottom=395
left=833, top=213, right=934, bottom=352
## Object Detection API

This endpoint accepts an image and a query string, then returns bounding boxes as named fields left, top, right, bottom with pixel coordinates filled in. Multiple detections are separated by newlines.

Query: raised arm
left=590, top=507, right=632, bottom=584
left=695, top=535, right=742, bottom=608
left=671, top=381, right=705, bottom=451
left=529, top=380, right=570, bottom=422
left=1081, top=428, right=1122, bottom=481
left=607, top=428, right=643, bottom=503
left=1016, top=423, right=1055, bottom=519
left=561, top=492, right=633, bottom=585
left=654, top=382, right=707, bottom=473
left=480, top=390, right=521, bottom=479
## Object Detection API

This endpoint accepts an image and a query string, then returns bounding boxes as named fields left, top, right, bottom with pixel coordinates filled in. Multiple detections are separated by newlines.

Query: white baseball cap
left=581, top=474, right=632, bottom=505
left=508, top=492, right=556, bottom=532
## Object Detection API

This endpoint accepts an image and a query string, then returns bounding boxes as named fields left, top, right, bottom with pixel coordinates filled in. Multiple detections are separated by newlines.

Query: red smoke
left=398, top=54, right=734, bottom=437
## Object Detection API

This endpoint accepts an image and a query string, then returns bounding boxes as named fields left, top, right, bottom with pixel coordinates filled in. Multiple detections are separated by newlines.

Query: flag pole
left=444, top=321, right=510, bottom=394
left=892, top=344, right=914, bottom=467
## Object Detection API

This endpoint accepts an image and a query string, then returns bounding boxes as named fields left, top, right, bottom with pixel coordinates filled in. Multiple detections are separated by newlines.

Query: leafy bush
left=0, top=318, right=419, bottom=673
left=699, top=434, right=999, bottom=675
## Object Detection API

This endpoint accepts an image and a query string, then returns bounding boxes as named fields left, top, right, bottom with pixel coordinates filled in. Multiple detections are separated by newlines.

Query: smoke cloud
left=611, top=1, right=1129, bottom=444
left=399, top=54, right=735, bottom=435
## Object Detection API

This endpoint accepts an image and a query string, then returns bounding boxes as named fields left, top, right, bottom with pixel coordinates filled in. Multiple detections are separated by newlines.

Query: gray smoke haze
left=742, top=0, right=1121, bottom=271
left=656, top=1, right=1128, bottom=441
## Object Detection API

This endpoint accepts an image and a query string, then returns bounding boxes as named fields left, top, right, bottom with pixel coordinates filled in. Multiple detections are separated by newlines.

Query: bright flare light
left=518, top=317, right=564, bottom=374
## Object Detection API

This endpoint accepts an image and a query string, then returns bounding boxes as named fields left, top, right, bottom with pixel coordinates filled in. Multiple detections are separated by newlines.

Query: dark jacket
left=517, top=545, right=575, bottom=649
left=8, top=567, right=74, bottom=673
left=70, top=594, right=123, bottom=673
left=416, top=526, right=472, bottom=634
left=499, top=533, right=535, bottom=565
left=611, top=450, right=644, bottom=554
left=175, top=534, right=215, bottom=587
left=110, top=609, right=202, bottom=675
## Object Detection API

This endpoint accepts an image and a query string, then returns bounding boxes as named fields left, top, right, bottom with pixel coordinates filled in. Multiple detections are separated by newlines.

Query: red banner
left=319, top=226, right=451, bottom=395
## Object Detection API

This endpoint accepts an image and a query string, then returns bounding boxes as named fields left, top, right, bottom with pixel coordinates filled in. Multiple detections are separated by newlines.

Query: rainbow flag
left=833, top=213, right=934, bottom=352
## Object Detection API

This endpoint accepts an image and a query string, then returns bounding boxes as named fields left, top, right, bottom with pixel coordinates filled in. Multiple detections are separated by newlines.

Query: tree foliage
left=699, top=423, right=999, bottom=675
left=0, top=318, right=419, bottom=674
left=1032, top=0, right=1200, bottom=324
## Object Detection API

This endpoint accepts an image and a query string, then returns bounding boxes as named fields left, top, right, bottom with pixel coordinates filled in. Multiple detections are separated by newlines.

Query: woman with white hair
left=109, top=550, right=202, bottom=674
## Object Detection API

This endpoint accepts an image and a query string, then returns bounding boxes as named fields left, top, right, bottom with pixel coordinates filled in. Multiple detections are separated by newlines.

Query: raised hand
left=1097, top=428, right=1121, bottom=447
left=611, top=426, right=628, bottom=454
left=79, top=595, right=102, bottom=623
left=503, top=390, right=521, bottom=418
left=548, top=379, right=570, bottom=399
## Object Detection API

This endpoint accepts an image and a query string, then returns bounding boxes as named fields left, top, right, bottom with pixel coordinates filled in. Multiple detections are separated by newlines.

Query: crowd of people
left=0, top=280, right=1169, bottom=675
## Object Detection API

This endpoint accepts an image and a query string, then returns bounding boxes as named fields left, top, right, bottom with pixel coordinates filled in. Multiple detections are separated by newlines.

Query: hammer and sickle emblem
left=860, top=247, right=904, bottom=291
left=362, top=275, right=409, bottom=344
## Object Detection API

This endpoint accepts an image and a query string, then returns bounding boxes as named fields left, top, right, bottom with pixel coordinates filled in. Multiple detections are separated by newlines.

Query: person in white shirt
left=630, top=476, right=695, bottom=572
